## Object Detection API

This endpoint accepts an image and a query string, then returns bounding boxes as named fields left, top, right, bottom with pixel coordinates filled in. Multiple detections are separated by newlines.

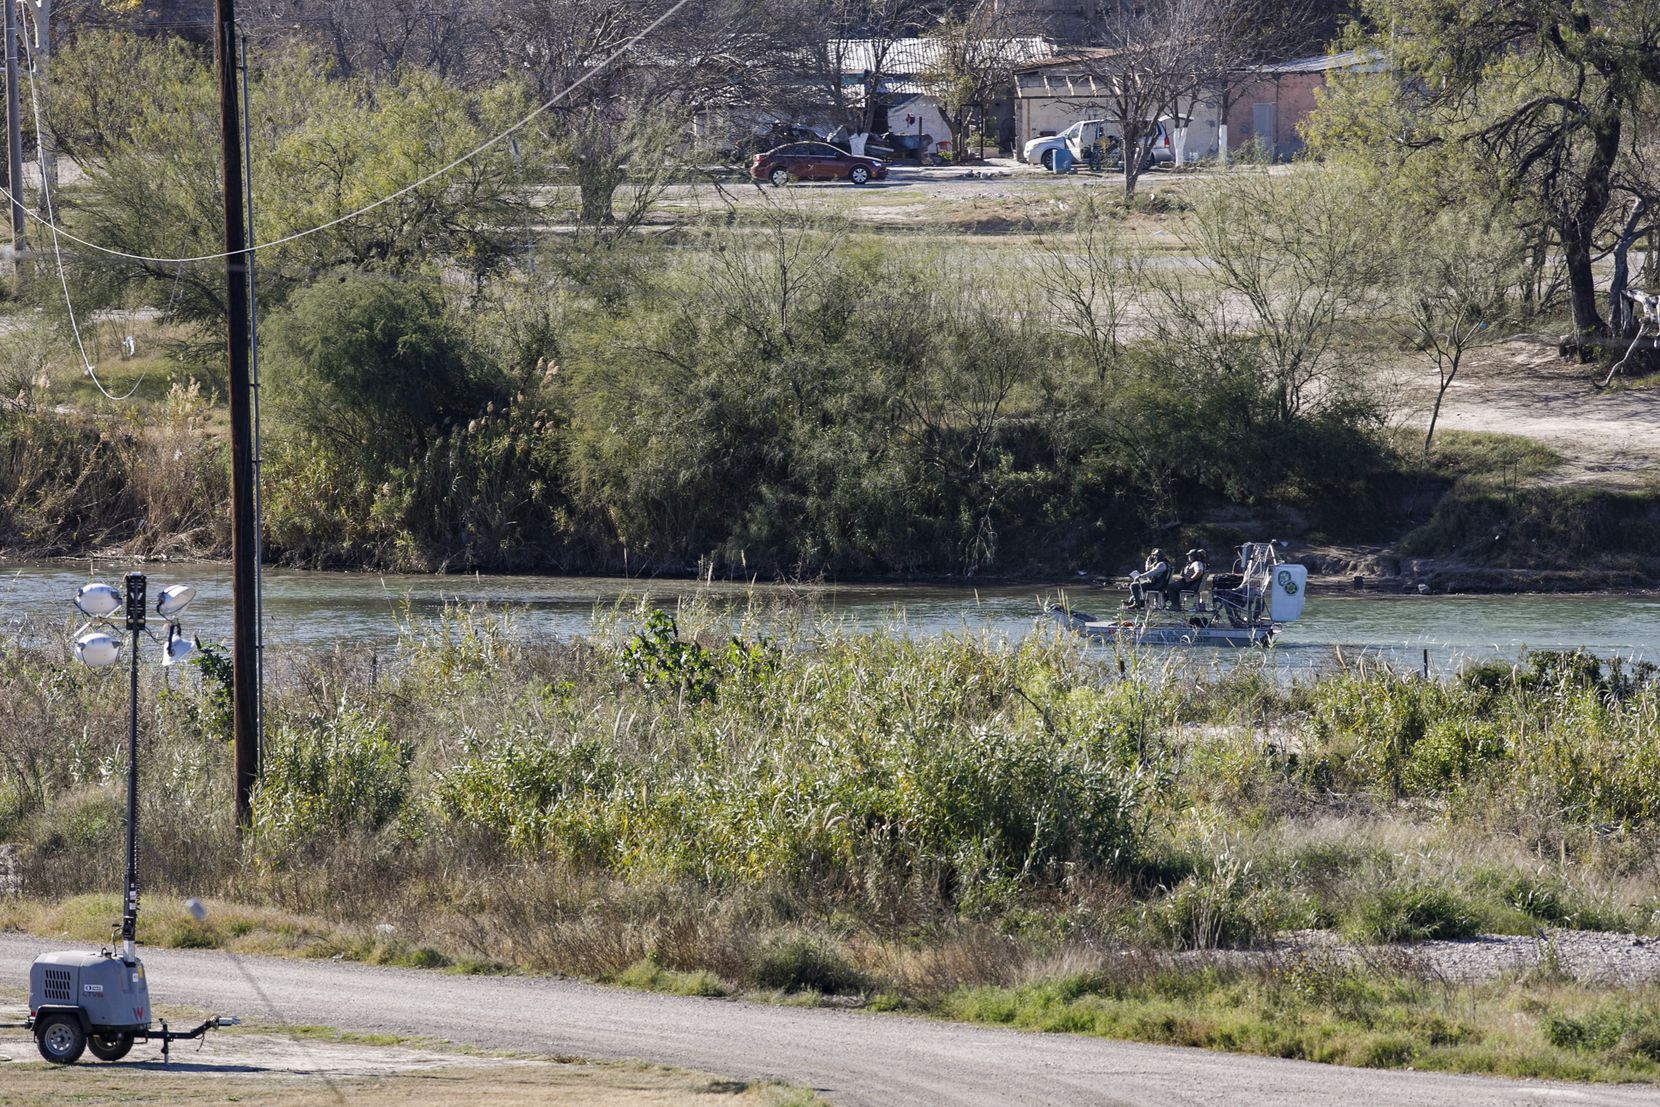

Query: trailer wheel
left=37, top=1014, right=86, bottom=1064
left=89, top=1031, right=135, bottom=1061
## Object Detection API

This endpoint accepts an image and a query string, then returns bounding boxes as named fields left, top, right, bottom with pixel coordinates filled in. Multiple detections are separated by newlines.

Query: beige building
left=1013, top=52, right=1223, bottom=161
left=1012, top=50, right=1378, bottom=164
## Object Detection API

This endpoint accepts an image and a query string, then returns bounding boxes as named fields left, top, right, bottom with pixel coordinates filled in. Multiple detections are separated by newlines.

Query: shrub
left=1142, top=840, right=1300, bottom=950
left=748, top=933, right=865, bottom=995
left=1343, top=884, right=1480, bottom=944
left=252, top=705, right=413, bottom=857
left=1402, top=718, right=1506, bottom=794
left=266, top=274, right=503, bottom=471
left=1545, top=1004, right=1660, bottom=1061
left=435, top=733, right=625, bottom=855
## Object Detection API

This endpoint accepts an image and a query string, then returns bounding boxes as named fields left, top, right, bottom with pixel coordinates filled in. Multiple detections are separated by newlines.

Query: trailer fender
left=31, top=1005, right=92, bottom=1035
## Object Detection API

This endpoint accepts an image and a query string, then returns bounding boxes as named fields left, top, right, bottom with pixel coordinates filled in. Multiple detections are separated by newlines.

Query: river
left=4, top=562, right=1657, bottom=674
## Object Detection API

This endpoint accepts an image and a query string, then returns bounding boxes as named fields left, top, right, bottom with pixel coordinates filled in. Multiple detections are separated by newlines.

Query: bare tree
left=1156, top=167, right=1391, bottom=426
left=918, top=1, right=1039, bottom=159
left=1395, top=211, right=1522, bottom=452
left=809, top=0, right=937, bottom=132
left=240, top=0, right=502, bottom=81
left=1034, top=202, right=1144, bottom=383
left=496, top=0, right=802, bottom=225
left=1082, top=0, right=1268, bottom=197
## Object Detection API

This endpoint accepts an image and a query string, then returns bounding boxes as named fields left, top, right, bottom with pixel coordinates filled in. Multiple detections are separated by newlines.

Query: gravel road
left=1, top=933, right=1653, bottom=1106
left=1284, top=928, right=1660, bottom=985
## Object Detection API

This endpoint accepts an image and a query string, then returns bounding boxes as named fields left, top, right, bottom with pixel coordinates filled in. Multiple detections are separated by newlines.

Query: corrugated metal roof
left=1255, top=50, right=1384, bottom=75
left=830, top=37, right=1054, bottom=76
left=1014, top=47, right=1384, bottom=80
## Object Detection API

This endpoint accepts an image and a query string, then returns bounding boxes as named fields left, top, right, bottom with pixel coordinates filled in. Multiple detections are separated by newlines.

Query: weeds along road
left=0, top=935, right=1648, bottom=1106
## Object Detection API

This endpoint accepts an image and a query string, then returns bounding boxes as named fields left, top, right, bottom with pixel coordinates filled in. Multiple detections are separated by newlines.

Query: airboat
left=1050, top=541, right=1308, bottom=647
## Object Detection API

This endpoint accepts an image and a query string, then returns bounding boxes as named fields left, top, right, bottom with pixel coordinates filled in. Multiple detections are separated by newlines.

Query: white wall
left=1014, top=74, right=1224, bottom=159
left=884, top=94, right=953, bottom=149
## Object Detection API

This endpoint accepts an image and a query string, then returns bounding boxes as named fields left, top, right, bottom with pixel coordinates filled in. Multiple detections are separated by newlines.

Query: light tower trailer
left=28, top=951, right=235, bottom=1064
left=23, top=572, right=237, bottom=1064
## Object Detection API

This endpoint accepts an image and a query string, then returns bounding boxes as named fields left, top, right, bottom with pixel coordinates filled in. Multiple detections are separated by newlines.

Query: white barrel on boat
left=1268, top=564, right=1308, bottom=623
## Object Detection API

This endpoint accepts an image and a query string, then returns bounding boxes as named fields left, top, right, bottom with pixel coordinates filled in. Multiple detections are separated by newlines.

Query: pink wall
left=1223, top=72, right=1326, bottom=160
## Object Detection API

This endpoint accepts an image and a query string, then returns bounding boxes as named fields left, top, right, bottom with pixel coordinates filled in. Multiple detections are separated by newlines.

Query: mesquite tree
left=1357, top=0, right=1660, bottom=338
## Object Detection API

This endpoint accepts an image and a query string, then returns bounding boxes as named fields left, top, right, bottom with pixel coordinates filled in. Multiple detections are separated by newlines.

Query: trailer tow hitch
left=147, top=1015, right=241, bottom=1064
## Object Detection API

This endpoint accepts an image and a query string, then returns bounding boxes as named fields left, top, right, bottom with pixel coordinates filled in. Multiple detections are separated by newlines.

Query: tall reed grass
left=3, top=607, right=1658, bottom=987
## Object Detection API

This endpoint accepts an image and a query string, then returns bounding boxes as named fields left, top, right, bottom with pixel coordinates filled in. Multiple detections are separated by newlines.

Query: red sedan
left=749, top=142, right=888, bottom=186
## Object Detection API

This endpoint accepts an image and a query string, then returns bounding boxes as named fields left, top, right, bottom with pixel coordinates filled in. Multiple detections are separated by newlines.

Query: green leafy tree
left=264, top=273, right=500, bottom=471
left=1338, top=0, right=1660, bottom=336
left=45, top=33, right=534, bottom=360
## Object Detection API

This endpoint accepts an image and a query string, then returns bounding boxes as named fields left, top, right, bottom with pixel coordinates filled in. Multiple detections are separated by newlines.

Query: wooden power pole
left=4, top=0, right=25, bottom=256
left=214, top=0, right=258, bottom=829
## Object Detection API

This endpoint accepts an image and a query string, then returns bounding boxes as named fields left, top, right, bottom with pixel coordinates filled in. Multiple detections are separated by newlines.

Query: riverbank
left=11, top=548, right=1657, bottom=598
left=4, top=613, right=1660, bottom=1081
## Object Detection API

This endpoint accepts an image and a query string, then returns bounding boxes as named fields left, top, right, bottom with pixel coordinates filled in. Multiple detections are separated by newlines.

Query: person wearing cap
left=1125, top=548, right=1170, bottom=609
left=1167, top=548, right=1209, bottom=612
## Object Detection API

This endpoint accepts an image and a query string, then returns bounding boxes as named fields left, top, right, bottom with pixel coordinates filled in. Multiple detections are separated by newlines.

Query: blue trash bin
left=1052, top=146, right=1074, bottom=174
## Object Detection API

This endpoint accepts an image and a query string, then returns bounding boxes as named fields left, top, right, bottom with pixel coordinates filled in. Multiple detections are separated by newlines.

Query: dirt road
left=0, top=1021, right=792, bottom=1106
left=0, top=934, right=1650, bottom=1106
left=1402, top=337, right=1660, bottom=485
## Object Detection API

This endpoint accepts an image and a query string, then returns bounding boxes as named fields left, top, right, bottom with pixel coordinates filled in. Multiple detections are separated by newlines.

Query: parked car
left=1022, top=119, right=1174, bottom=171
left=750, top=142, right=888, bottom=186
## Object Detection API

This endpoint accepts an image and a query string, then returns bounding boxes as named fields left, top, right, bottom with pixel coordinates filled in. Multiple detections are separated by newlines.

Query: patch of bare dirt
left=0, top=1003, right=803, bottom=1106
left=1401, top=337, right=1660, bottom=486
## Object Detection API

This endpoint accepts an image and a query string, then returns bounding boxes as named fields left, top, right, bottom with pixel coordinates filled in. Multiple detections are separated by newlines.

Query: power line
left=0, top=0, right=693, bottom=266
left=17, top=6, right=143, bottom=402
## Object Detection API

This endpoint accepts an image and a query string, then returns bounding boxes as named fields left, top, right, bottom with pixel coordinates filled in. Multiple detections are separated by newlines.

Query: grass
left=7, top=608, right=1660, bottom=1083
left=935, top=960, right=1660, bottom=1083
left=616, top=959, right=732, bottom=997
left=1412, top=429, right=1565, bottom=489
left=0, top=894, right=487, bottom=973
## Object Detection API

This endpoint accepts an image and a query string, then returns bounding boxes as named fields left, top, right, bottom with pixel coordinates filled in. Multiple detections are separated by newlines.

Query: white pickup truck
left=1022, top=119, right=1174, bottom=171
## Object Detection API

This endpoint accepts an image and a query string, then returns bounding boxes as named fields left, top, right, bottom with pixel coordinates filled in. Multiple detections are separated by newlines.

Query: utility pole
left=215, top=0, right=258, bottom=829
left=18, top=0, right=48, bottom=193
left=4, top=0, right=25, bottom=256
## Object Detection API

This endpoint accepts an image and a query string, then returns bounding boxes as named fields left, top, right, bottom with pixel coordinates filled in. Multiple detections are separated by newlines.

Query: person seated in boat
left=1124, top=548, right=1170, bottom=609
left=1166, top=548, right=1209, bottom=612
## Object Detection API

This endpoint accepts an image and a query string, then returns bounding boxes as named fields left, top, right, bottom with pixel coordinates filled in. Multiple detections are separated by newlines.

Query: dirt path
left=0, top=935, right=1650, bottom=1107
left=1398, top=337, right=1660, bottom=486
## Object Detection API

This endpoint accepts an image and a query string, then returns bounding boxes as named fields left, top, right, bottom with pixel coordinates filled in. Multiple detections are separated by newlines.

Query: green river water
left=4, top=562, right=1656, bottom=674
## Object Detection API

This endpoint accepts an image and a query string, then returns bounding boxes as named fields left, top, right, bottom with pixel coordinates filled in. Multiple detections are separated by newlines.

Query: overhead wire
left=15, top=3, right=142, bottom=401
left=0, top=0, right=695, bottom=266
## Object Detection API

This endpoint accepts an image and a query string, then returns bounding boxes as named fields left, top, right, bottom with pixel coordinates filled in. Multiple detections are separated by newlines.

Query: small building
left=830, top=37, right=1054, bottom=153
left=1220, top=51, right=1380, bottom=161
left=1012, top=49, right=1380, bottom=163
left=1012, top=50, right=1223, bottom=160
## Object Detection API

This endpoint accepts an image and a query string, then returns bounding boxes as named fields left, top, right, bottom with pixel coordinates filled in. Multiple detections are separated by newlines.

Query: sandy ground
left=0, top=1003, right=805, bottom=1106
left=2, top=935, right=1653, bottom=1107
left=1390, top=336, right=1660, bottom=485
